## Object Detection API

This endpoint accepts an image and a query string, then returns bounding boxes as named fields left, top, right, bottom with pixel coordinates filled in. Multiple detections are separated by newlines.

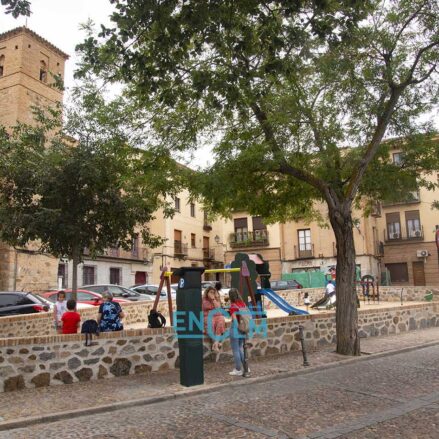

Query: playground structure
left=148, top=252, right=310, bottom=326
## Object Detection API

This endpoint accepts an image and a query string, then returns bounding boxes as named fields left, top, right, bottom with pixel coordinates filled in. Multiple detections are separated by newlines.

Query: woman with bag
left=228, top=288, right=250, bottom=376
left=202, top=286, right=226, bottom=351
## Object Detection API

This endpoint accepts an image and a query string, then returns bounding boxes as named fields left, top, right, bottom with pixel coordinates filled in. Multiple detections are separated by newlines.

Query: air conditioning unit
left=416, top=250, right=429, bottom=258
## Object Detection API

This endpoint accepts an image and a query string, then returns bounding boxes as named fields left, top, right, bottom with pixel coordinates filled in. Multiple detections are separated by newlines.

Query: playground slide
left=311, top=293, right=336, bottom=309
left=260, top=288, right=309, bottom=315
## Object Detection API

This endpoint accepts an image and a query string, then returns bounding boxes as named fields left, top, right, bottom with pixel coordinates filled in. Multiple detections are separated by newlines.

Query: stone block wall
left=0, top=300, right=172, bottom=338
left=264, top=286, right=438, bottom=309
left=0, top=302, right=437, bottom=392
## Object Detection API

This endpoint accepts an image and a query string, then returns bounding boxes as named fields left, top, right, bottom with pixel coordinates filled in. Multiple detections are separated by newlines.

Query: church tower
left=0, top=27, right=69, bottom=291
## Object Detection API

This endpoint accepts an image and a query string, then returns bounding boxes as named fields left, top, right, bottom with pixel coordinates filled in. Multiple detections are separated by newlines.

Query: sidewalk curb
left=1, top=339, right=438, bottom=432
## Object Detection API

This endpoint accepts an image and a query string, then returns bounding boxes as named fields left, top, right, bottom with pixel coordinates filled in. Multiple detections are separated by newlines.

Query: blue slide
left=259, top=288, right=309, bottom=315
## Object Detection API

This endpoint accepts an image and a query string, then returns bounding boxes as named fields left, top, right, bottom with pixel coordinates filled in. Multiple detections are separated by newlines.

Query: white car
left=130, top=284, right=176, bottom=300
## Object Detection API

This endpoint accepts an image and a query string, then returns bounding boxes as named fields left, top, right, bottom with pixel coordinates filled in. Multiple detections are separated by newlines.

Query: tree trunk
left=71, top=246, right=80, bottom=302
left=328, top=204, right=361, bottom=356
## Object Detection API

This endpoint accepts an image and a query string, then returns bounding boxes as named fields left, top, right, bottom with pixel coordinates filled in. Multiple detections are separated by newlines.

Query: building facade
left=376, top=149, right=439, bottom=286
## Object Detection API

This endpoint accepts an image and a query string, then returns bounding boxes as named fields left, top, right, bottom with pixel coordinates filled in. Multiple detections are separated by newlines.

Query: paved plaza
left=0, top=328, right=438, bottom=438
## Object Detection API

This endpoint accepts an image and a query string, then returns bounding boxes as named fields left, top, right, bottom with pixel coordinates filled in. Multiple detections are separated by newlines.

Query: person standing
left=97, top=291, right=125, bottom=332
left=53, top=290, right=67, bottom=334
left=202, top=287, right=226, bottom=351
left=228, top=288, right=247, bottom=376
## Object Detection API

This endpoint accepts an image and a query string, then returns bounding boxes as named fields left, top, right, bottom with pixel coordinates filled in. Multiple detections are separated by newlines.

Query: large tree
left=0, top=84, right=180, bottom=294
left=76, top=0, right=439, bottom=355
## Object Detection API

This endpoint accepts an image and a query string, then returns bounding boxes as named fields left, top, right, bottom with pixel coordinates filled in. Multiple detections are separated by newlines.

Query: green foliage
left=1, top=0, right=31, bottom=18
left=0, top=83, right=182, bottom=262
left=76, top=0, right=439, bottom=220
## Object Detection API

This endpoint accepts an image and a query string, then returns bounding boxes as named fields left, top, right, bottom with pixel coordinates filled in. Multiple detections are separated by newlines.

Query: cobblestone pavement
left=0, top=328, right=438, bottom=438
left=1, top=343, right=438, bottom=439
left=0, top=327, right=437, bottom=424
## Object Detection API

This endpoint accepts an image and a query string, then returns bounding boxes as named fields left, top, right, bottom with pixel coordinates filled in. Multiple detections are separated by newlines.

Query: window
left=386, top=212, right=401, bottom=239
left=110, top=267, right=121, bottom=285
left=190, top=202, right=195, bottom=217
left=174, top=197, right=180, bottom=212
left=191, top=233, right=196, bottom=248
left=0, top=55, right=4, bottom=77
left=298, top=229, right=311, bottom=250
left=298, top=229, right=312, bottom=258
left=131, top=236, right=139, bottom=258
left=57, top=263, right=67, bottom=289
left=234, top=218, right=248, bottom=241
left=392, top=152, right=404, bottom=165
left=0, top=294, right=18, bottom=307
left=385, top=263, right=409, bottom=283
left=405, top=210, right=421, bottom=238
left=82, top=265, right=96, bottom=285
left=39, top=60, right=47, bottom=83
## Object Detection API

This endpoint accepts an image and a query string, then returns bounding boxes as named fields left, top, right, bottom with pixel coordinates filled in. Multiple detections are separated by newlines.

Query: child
left=61, top=299, right=81, bottom=334
left=53, top=290, right=67, bottom=334
left=304, top=292, right=310, bottom=311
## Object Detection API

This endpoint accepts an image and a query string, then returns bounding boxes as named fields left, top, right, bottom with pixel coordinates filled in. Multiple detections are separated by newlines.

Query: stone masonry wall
left=0, top=300, right=172, bottom=339
left=0, top=302, right=437, bottom=392
left=265, top=286, right=438, bottom=309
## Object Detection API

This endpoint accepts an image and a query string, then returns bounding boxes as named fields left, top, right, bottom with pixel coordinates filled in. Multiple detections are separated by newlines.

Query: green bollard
left=174, top=267, right=205, bottom=387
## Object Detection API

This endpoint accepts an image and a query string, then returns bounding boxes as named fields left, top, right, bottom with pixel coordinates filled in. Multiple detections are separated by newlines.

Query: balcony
left=382, top=190, right=420, bottom=207
left=375, top=241, right=384, bottom=257
left=294, top=244, right=314, bottom=259
left=174, top=240, right=188, bottom=257
left=203, top=247, right=215, bottom=261
left=203, top=222, right=213, bottom=231
left=229, top=230, right=269, bottom=248
left=384, top=226, right=424, bottom=243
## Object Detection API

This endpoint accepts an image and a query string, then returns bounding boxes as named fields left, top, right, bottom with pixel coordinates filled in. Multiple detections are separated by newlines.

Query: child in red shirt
left=61, top=299, right=81, bottom=334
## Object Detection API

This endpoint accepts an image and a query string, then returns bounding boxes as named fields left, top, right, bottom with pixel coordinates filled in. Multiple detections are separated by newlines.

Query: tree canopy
left=1, top=0, right=31, bottom=18
left=76, top=0, right=439, bottom=354
left=0, top=83, right=181, bottom=290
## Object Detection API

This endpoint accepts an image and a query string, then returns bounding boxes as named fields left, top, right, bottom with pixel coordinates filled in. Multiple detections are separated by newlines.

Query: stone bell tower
left=0, top=27, right=69, bottom=291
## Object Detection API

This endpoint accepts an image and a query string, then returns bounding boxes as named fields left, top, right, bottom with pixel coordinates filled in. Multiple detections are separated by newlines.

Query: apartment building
left=222, top=205, right=382, bottom=283
left=148, top=190, right=225, bottom=284
left=376, top=150, right=439, bottom=286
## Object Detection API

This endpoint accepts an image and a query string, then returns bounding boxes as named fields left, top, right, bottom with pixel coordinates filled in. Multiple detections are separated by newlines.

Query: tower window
left=0, top=55, right=4, bottom=77
left=39, top=60, right=47, bottom=83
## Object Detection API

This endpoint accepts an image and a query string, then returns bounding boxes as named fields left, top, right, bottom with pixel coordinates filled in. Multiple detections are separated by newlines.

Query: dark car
left=0, top=292, right=51, bottom=317
left=81, top=284, right=153, bottom=302
left=270, top=280, right=303, bottom=291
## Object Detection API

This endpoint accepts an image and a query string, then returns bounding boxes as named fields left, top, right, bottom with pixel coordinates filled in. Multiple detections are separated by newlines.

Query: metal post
left=242, top=336, right=251, bottom=377
left=400, top=288, right=403, bottom=306
left=299, top=325, right=310, bottom=367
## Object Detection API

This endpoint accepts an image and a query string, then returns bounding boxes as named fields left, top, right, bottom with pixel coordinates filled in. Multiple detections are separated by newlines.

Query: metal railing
left=174, top=241, right=188, bottom=256
left=384, top=225, right=424, bottom=242
left=294, top=244, right=314, bottom=259
left=229, top=230, right=269, bottom=248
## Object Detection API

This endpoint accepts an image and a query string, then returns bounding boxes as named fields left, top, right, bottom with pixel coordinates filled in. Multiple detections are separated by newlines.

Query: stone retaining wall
left=0, top=300, right=172, bottom=339
left=0, top=302, right=437, bottom=392
left=265, top=286, right=438, bottom=308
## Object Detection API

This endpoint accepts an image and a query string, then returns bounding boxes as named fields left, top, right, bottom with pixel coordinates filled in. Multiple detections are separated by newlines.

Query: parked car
left=81, top=284, right=153, bottom=302
left=270, top=280, right=303, bottom=291
left=41, top=289, right=128, bottom=306
left=130, top=284, right=176, bottom=300
left=0, top=292, right=51, bottom=316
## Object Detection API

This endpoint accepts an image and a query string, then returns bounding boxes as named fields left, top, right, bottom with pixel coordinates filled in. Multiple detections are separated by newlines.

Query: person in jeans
left=228, top=288, right=248, bottom=376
